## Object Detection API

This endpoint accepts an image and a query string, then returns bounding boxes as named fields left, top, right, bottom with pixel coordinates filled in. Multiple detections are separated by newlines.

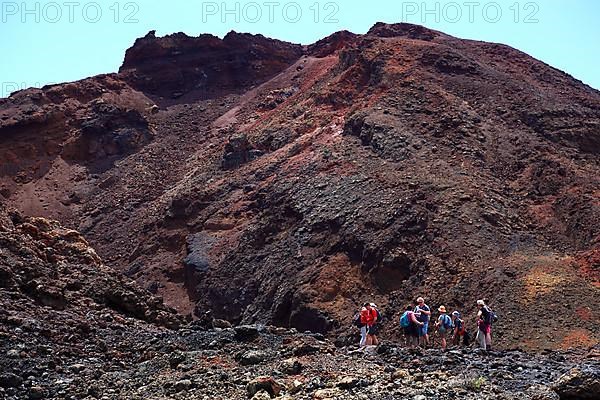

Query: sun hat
left=416, top=297, right=425, bottom=303
left=370, top=303, right=377, bottom=308
left=476, top=300, right=485, bottom=306
left=438, top=305, right=447, bottom=313
left=452, top=311, right=460, bottom=317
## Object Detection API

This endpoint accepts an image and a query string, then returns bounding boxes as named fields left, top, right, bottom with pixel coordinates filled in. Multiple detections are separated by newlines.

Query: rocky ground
left=0, top=22, right=599, bottom=353
left=2, top=315, right=600, bottom=400
left=1, top=206, right=599, bottom=399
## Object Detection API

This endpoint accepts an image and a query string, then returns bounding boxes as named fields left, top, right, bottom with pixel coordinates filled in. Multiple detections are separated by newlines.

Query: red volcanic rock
left=307, top=30, right=359, bottom=58
left=119, top=30, right=304, bottom=102
left=0, top=75, right=155, bottom=189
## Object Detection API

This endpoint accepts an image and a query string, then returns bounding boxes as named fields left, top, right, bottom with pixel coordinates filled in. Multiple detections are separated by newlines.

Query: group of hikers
left=354, top=297, right=496, bottom=351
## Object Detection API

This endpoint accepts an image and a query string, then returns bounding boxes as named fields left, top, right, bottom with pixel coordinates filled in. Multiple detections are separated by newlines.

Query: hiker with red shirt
left=359, top=302, right=374, bottom=347
left=367, top=303, right=381, bottom=346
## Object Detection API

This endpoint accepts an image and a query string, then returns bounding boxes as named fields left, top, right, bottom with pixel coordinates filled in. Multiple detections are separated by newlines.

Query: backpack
left=456, top=318, right=466, bottom=334
left=442, top=314, right=452, bottom=329
left=400, top=311, right=411, bottom=328
left=374, top=308, right=382, bottom=323
left=483, top=306, right=497, bottom=325
left=352, top=312, right=363, bottom=328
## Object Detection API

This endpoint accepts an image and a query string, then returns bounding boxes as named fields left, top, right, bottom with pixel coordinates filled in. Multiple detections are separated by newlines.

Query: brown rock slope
left=1, top=23, right=599, bottom=350
left=0, top=204, right=182, bottom=329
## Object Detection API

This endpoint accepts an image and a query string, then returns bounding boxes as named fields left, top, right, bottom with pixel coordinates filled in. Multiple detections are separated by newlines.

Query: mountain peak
left=367, top=21, right=443, bottom=40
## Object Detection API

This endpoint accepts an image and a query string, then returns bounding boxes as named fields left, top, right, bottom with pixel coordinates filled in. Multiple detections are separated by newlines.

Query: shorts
left=438, top=326, right=447, bottom=335
left=368, top=324, right=379, bottom=335
left=418, top=321, right=429, bottom=337
left=404, top=324, right=418, bottom=337
left=479, top=323, right=491, bottom=335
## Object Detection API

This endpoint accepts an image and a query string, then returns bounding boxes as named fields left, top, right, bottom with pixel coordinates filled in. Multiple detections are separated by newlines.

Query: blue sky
left=1, top=0, right=599, bottom=97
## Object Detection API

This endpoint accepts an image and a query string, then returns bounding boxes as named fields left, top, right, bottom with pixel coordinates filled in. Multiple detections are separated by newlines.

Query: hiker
left=359, top=302, right=375, bottom=347
left=414, top=297, right=431, bottom=347
left=400, top=305, right=423, bottom=348
left=352, top=306, right=365, bottom=346
left=451, top=311, right=466, bottom=346
left=435, top=305, right=452, bottom=350
left=367, top=303, right=381, bottom=346
left=476, top=299, right=494, bottom=351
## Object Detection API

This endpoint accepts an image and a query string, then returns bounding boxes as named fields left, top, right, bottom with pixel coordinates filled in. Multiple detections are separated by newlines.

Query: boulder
left=527, top=384, right=560, bottom=400
left=0, top=373, right=23, bottom=388
left=234, top=325, right=260, bottom=341
left=240, top=350, right=268, bottom=366
left=251, top=390, right=272, bottom=400
left=213, top=319, right=233, bottom=329
left=551, top=367, right=600, bottom=400
left=280, top=358, right=302, bottom=375
left=246, top=377, right=282, bottom=398
left=174, top=379, right=193, bottom=392
left=337, top=376, right=360, bottom=389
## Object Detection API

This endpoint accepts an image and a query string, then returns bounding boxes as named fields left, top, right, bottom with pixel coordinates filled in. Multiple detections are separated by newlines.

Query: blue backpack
left=400, top=311, right=411, bottom=328
left=441, top=314, right=452, bottom=329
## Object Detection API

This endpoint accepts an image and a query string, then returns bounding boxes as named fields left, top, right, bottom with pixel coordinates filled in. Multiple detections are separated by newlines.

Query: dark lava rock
left=119, top=31, right=303, bottom=102
left=221, top=134, right=263, bottom=170
left=234, top=325, right=260, bottom=341
left=280, top=358, right=302, bottom=375
left=293, top=342, right=321, bottom=357
left=552, top=367, right=600, bottom=400
left=174, top=379, right=193, bottom=392
left=0, top=373, right=23, bottom=388
left=212, top=319, right=233, bottom=329
left=240, top=350, right=268, bottom=366
left=184, top=233, right=216, bottom=273
left=28, top=386, right=46, bottom=399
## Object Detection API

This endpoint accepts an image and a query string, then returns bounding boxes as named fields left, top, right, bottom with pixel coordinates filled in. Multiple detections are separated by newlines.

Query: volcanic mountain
left=1, top=22, right=599, bottom=351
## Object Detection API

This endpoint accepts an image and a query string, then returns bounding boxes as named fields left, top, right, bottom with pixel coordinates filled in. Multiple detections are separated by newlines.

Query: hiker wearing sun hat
left=435, top=305, right=453, bottom=350
left=476, top=299, right=494, bottom=351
